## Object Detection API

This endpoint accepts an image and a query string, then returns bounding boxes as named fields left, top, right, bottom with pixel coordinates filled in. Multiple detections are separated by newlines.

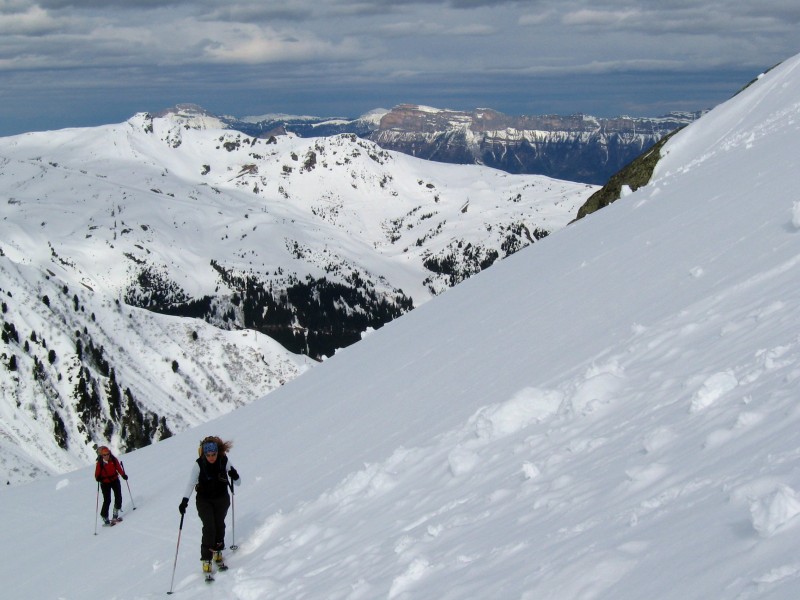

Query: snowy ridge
left=5, top=52, right=800, bottom=598
left=0, top=111, right=589, bottom=301
left=217, top=105, right=698, bottom=184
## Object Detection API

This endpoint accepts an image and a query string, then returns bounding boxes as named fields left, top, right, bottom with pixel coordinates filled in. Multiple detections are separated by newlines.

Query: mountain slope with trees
left=0, top=111, right=592, bottom=484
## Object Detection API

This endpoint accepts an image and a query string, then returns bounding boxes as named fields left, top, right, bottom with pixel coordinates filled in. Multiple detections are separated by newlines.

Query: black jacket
left=195, top=454, right=230, bottom=498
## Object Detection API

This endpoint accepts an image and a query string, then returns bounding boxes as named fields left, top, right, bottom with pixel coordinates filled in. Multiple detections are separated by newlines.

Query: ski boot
left=213, top=549, right=228, bottom=571
left=202, top=560, right=214, bottom=582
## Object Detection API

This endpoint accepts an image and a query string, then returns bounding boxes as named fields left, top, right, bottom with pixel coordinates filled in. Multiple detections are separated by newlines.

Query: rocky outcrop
left=573, top=130, right=682, bottom=221
left=367, top=105, right=701, bottom=185
left=227, top=104, right=701, bottom=185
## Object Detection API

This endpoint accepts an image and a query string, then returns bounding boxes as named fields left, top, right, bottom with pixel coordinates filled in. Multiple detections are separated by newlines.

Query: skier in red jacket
left=94, top=446, right=128, bottom=525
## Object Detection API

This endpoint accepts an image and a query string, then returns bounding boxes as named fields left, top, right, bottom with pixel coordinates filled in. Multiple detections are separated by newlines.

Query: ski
left=102, top=520, right=116, bottom=527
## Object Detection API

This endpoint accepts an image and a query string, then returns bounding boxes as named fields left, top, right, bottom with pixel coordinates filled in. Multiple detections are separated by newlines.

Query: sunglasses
left=100, top=453, right=110, bottom=457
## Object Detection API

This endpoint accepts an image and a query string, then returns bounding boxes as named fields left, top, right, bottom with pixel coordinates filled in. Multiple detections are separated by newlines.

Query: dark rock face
left=366, top=106, right=701, bottom=185
left=228, top=105, right=702, bottom=185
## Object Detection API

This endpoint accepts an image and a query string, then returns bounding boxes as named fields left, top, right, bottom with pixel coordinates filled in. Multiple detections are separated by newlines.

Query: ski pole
left=125, top=479, right=136, bottom=510
left=121, top=462, right=136, bottom=510
left=167, top=513, right=185, bottom=595
left=94, top=481, right=100, bottom=536
left=229, top=482, right=238, bottom=551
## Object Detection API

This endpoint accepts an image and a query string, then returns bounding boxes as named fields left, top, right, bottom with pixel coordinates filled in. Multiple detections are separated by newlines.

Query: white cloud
left=518, top=12, right=556, bottom=26
left=197, top=24, right=363, bottom=65
left=379, top=20, right=445, bottom=36
left=1, top=0, right=798, bottom=135
left=0, top=4, right=60, bottom=35
left=447, top=23, right=495, bottom=35
left=562, top=8, right=639, bottom=27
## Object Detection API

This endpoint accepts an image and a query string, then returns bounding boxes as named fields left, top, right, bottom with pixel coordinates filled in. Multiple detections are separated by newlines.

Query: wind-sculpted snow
left=749, top=485, right=800, bottom=538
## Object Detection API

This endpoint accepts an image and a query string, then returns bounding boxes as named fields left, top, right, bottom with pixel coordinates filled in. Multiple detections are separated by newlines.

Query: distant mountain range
left=207, top=103, right=702, bottom=185
left=0, top=109, right=593, bottom=483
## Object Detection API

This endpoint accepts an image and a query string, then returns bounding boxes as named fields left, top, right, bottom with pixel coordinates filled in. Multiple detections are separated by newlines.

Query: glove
left=179, top=497, right=189, bottom=514
left=95, top=476, right=101, bottom=483
left=121, top=474, right=128, bottom=480
left=228, top=467, right=239, bottom=481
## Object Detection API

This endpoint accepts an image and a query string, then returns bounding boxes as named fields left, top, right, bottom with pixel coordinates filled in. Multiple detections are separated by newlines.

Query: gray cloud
left=201, top=5, right=310, bottom=23
left=1, top=0, right=798, bottom=137
left=35, top=0, right=195, bottom=8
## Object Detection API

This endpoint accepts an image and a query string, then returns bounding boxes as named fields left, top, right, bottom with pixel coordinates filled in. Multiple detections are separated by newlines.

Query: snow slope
left=5, top=54, right=800, bottom=599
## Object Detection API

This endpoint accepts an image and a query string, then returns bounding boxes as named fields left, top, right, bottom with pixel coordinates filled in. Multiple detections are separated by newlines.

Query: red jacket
left=95, top=455, right=126, bottom=484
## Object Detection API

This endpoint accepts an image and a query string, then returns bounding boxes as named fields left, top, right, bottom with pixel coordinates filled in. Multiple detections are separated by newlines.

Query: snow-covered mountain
left=0, top=111, right=593, bottom=485
left=5, top=51, right=800, bottom=600
left=229, top=104, right=701, bottom=185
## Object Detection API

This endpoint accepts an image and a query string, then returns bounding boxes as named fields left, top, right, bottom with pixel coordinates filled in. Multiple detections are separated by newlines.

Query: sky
left=1, top=1, right=799, bottom=137
left=4, top=50, right=800, bottom=599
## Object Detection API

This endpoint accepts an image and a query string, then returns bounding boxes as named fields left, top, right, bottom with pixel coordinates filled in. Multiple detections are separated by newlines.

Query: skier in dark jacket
left=94, top=446, right=128, bottom=525
left=179, top=436, right=241, bottom=574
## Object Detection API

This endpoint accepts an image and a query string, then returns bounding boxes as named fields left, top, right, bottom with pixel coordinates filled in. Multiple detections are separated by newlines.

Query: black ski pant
left=196, top=493, right=230, bottom=561
left=100, top=478, right=122, bottom=519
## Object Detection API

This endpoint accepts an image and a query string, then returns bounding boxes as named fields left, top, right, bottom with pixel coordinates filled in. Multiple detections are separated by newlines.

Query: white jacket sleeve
left=182, top=462, right=200, bottom=499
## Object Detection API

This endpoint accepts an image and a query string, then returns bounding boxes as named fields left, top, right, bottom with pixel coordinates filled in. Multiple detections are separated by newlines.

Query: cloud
left=447, top=23, right=495, bottom=35
left=444, top=0, right=532, bottom=6
left=190, top=23, right=364, bottom=65
left=378, top=19, right=494, bottom=37
left=379, top=20, right=445, bottom=36
left=562, top=9, right=639, bottom=27
left=324, top=0, right=533, bottom=9
left=0, top=0, right=798, bottom=137
left=201, top=4, right=311, bottom=23
left=518, top=12, right=556, bottom=26
left=36, top=0, right=195, bottom=8
left=0, top=4, right=61, bottom=35
left=500, top=58, right=688, bottom=77
left=558, top=2, right=800, bottom=35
